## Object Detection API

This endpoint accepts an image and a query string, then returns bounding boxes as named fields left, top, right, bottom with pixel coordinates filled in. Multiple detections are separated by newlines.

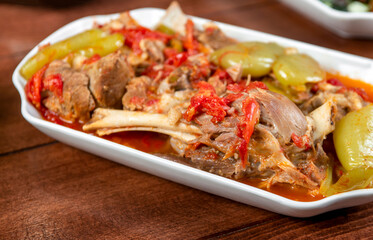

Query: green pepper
left=272, top=54, right=325, bottom=89
left=262, top=79, right=289, bottom=97
left=20, top=29, right=106, bottom=80
left=169, top=38, right=183, bottom=53
left=75, top=33, right=124, bottom=58
left=319, top=163, right=333, bottom=195
left=322, top=104, right=373, bottom=196
left=334, top=104, right=373, bottom=171
left=156, top=24, right=175, bottom=35
left=323, top=168, right=373, bottom=196
left=210, top=41, right=285, bottom=78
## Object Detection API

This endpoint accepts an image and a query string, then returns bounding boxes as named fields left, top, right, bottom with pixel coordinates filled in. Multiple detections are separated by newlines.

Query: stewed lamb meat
left=87, top=52, right=133, bottom=108
left=43, top=60, right=95, bottom=122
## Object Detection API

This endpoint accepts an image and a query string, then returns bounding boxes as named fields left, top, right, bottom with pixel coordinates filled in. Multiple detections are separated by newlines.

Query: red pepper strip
left=43, top=74, right=64, bottom=102
left=237, top=97, right=260, bottom=167
left=183, top=81, right=228, bottom=123
left=183, top=19, right=200, bottom=55
left=82, top=54, right=101, bottom=65
left=25, top=65, right=48, bottom=109
left=291, top=133, right=311, bottom=150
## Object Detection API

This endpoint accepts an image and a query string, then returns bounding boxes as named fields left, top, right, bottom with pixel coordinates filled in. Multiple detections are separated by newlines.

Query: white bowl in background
left=280, top=0, right=373, bottom=38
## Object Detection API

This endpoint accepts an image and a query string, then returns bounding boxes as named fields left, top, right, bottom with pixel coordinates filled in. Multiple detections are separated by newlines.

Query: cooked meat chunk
left=87, top=52, right=133, bottom=108
left=300, top=82, right=367, bottom=121
left=43, top=60, right=95, bottom=121
left=185, top=146, right=242, bottom=178
left=169, top=67, right=193, bottom=91
left=100, top=11, right=139, bottom=31
left=198, top=23, right=237, bottom=50
left=250, top=88, right=308, bottom=144
left=122, top=76, right=151, bottom=111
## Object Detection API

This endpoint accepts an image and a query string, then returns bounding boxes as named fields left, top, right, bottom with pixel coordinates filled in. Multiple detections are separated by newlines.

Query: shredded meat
left=300, top=82, right=367, bottom=121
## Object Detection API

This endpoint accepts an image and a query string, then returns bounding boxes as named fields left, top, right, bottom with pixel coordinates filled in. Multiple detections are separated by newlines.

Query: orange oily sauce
left=327, top=72, right=373, bottom=102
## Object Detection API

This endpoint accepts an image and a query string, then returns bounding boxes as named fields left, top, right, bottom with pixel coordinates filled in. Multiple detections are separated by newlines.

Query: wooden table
left=1, top=0, right=373, bottom=239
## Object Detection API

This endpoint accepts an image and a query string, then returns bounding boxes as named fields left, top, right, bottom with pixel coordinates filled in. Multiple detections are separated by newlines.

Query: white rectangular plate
left=280, top=0, right=373, bottom=38
left=13, top=8, right=373, bottom=217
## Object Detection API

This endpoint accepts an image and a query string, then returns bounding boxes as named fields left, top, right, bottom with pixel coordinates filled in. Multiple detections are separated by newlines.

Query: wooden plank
left=0, top=143, right=277, bottom=239
left=0, top=0, right=270, bottom=58
left=203, top=1, right=373, bottom=59
left=211, top=204, right=373, bottom=239
left=0, top=55, right=55, bottom=154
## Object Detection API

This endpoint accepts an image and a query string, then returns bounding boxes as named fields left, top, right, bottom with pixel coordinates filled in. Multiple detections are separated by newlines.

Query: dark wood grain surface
left=1, top=0, right=373, bottom=239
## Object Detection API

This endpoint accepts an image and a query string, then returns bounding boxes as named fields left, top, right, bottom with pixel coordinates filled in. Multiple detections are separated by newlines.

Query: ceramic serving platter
left=12, top=8, right=373, bottom=217
left=280, top=0, right=373, bottom=39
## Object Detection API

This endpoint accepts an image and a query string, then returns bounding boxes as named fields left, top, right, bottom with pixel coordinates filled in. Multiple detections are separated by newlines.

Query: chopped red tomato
left=143, top=63, right=176, bottom=81
left=183, top=81, right=228, bottom=123
left=130, top=96, right=146, bottom=106
left=164, top=50, right=188, bottom=67
left=213, top=68, right=234, bottom=84
left=222, top=93, right=243, bottom=105
left=25, top=65, right=48, bottom=109
left=327, top=78, right=345, bottom=87
left=25, top=64, right=65, bottom=109
left=291, top=133, right=311, bottom=150
left=43, top=74, right=63, bottom=102
left=112, top=26, right=171, bottom=54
